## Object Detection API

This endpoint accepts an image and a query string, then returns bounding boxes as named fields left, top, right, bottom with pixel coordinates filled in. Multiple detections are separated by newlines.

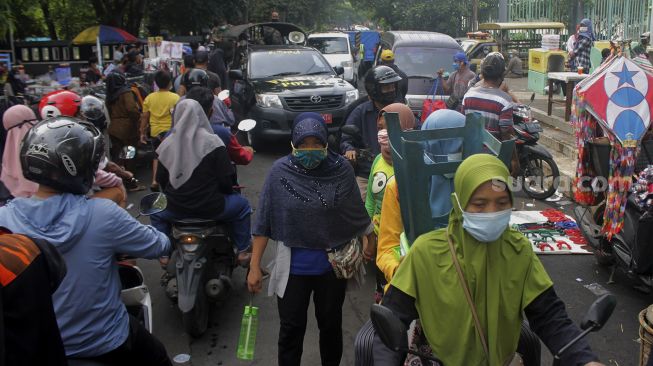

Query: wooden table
left=547, top=72, right=589, bottom=121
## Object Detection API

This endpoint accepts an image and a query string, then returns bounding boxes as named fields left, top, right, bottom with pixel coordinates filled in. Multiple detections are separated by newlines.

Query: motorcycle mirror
left=139, top=193, right=168, bottom=216
left=119, top=146, right=136, bottom=160
left=580, top=293, right=617, bottom=331
left=218, top=90, right=230, bottom=101
left=341, top=124, right=361, bottom=138
left=229, top=69, right=244, bottom=81
left=370, top=304, right=408, bottom=352
left=238, top=119, right=257, bottom=132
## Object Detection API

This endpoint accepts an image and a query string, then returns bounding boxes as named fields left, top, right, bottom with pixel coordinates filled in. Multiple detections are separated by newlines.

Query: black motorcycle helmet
left=80, top=95, right=108, bottom=131
left=20, top=117, right=105, bottom=195
left=364, top=65, right=402, bottom=106
left=480, top=52, right=506, bottom=81
left=182, top=68, right=209, bottom=91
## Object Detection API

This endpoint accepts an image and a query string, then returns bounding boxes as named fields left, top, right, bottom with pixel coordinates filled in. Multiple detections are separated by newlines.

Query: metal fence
left=504, top=0, right=651, bottom=40
left=584, top=0, right=651, bottom=40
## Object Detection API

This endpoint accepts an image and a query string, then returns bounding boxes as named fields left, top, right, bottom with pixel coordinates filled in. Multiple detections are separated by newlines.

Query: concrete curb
left=530, top=108, right=578, bottom=199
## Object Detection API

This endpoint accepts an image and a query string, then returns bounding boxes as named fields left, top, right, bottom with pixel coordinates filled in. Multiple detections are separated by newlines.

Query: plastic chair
left=386, top=112, right=515, bottom=245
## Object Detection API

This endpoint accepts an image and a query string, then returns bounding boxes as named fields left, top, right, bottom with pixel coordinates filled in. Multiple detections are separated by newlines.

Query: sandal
left=150, top=183, right=160, bottom=192
left=124, top=177, right=146, bottom=192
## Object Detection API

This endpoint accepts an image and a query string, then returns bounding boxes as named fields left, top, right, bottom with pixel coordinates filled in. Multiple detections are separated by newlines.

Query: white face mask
left=455, top=193, right=512, bottom=243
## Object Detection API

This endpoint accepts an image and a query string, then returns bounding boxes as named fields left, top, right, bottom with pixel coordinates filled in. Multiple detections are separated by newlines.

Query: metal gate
left=505, top=0, right=651, bottom=40
left=584, top=0, right=651, bottom=40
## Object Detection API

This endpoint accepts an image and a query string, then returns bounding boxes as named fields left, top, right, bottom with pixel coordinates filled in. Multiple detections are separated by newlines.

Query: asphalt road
left=127, top=144, right=652, bottom=366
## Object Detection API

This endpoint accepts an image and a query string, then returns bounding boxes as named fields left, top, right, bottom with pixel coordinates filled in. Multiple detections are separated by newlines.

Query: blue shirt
left=0, top=194, right=170, bottom=357
left=290, top=247, right=332, bottom=275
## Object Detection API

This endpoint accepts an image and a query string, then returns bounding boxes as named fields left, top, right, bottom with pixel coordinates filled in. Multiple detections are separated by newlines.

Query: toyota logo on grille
left=310, top=95, right=322, bottom=103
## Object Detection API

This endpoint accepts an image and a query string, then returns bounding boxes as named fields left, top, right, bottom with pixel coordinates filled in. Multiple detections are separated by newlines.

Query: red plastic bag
left=420, top=79, right=446, bottom=122
left=421, top=100, right=447, bottom=122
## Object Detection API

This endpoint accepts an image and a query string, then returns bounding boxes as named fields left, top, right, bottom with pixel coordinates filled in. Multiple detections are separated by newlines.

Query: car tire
left=248, top=130, right=264, bottom=151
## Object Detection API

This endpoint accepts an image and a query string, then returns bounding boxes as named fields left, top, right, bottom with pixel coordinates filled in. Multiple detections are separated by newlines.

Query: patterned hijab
left=253, top=113, right=370, bottom=249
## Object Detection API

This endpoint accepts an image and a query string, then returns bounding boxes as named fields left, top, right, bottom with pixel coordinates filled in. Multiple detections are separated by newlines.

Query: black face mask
left=377, top=92, right=396, bottom=106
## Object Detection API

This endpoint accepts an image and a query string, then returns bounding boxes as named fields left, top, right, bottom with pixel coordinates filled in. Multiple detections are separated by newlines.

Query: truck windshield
left=393, top=46, right=460, bottom=78
left=460, top=40, right=476, bottom=53
left=249, top=50, right=333, bottom=79
left=308, top=37, right=349, bottom=55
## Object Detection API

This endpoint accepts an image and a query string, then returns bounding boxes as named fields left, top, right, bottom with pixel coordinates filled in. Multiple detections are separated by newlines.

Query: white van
left=308, top=32, right=357, bottom=86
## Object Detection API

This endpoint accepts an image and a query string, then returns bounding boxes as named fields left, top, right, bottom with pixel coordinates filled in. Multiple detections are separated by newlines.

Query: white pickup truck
left=308, top=32, right=357, bottom=87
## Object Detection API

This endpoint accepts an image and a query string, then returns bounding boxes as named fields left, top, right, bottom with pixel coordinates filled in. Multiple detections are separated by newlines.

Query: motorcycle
left=574, top=140, right=653, bottom=290
left=370, top=293, right=616, bottom=366
left=513, top=93, right=560, bottom=200
left=139, top=193, right=238, bottom=338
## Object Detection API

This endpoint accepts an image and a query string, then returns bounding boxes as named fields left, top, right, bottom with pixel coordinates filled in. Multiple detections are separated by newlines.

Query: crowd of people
left=0, top=19, right=638, bottom=366
left=0, top=44, right=253, bottom=365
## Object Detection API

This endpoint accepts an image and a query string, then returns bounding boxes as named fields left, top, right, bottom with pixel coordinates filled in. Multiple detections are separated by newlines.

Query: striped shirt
left=462, top=86, right=514, bottom=138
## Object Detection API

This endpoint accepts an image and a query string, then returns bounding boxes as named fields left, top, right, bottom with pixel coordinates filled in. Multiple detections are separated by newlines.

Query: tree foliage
left=7, top=0, right=577, bottom=41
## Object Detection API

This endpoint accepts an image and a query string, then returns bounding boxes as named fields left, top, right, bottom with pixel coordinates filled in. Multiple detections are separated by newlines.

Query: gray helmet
left=80, top=95, right=108, bottom=131
left=20, top=117, right=104, bottom=195
left=364, top=65, right=402, bottom=105
left=480, top=52, right=506, bottom=80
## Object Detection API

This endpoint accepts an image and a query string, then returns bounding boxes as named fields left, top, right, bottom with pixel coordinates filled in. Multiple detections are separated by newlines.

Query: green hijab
left=391, top=154, right=553, bottom=366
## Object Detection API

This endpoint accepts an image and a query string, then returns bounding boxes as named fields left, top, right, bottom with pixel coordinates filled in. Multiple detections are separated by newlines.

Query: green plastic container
left=236, top=305, right=259, bottom=360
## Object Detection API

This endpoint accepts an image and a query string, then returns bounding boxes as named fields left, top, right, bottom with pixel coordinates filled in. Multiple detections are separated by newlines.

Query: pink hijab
left=1, top=105, right=39, bottom=197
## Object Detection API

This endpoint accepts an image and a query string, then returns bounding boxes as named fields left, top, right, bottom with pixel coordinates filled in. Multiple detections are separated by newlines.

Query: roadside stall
left=572, top=53, right=653, bottom=240
left=478, top=22, right=566, bottom=69
left=72, top=25, right=139, bottom=70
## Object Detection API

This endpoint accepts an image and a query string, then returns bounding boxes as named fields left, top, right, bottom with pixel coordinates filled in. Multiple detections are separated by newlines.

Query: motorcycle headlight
left=255, top=94, right=283, bottom=108
left=179, top=235, right=200, bottom=253
left=345, top=90, right=359, bottom=105
left=341, top=61, right=353, bottom=68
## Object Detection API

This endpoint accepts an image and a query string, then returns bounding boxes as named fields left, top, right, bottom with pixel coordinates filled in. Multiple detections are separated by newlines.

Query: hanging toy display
left=572, top=55, right=653, bottom=240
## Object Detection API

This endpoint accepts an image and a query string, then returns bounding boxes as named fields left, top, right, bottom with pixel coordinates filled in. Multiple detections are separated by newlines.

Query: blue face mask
left=452, top=62, right=460, bottom=71
left=455, top=193, right=512, bottom=242
left=291, top=143, right=328, bottom=169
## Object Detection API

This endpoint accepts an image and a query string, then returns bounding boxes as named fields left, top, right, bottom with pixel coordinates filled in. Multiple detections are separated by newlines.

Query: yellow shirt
left=142, top=90, right=179, bottom=137
left=376, top=177, right=404, bottom=285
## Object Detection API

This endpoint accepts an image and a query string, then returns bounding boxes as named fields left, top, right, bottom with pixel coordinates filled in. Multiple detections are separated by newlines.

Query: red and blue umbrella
left=72, top=25, right=138, bottom=45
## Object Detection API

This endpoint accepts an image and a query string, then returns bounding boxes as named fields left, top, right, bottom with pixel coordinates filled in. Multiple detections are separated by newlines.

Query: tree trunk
left=91, top=0, right=128, bottom=28
left=125, top=0, right=147, bottom=35
left=39, top=0, right=58, bottom=40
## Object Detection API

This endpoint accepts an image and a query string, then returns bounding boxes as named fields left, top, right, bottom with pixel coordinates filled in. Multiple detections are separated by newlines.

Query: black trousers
left=87, top=315, right=172, bottom=366
left=277, top=271, right=347, bottom=366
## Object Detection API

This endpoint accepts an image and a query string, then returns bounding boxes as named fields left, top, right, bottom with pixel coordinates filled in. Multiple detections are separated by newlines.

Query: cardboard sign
left=159, top=41, right=183, bottom=59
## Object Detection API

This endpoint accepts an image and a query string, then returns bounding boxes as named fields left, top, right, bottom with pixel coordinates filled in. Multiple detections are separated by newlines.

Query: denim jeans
left=150, top=193, right=252, bottom=252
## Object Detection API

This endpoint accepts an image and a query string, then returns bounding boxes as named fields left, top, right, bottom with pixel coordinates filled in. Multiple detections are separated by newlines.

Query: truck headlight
left=345, top=90, right=359, bottom=105
left=255, top=94, right=283, bottom=108
left=341, top=61, right=353, bottom=68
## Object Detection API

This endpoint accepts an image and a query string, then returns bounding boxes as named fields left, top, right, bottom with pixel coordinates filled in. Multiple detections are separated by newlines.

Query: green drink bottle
left=236, top=297, right=258, bottom=360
